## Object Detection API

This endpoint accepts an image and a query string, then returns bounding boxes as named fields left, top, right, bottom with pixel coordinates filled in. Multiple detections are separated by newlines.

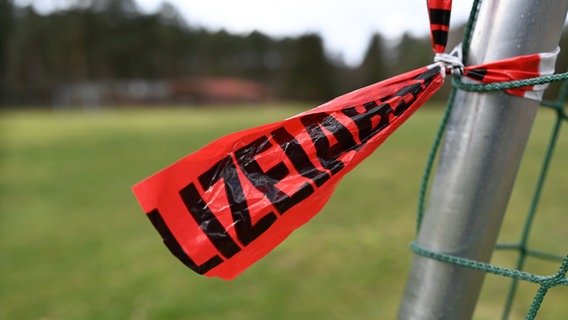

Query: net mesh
left=413, top=0, right=568, bottom=318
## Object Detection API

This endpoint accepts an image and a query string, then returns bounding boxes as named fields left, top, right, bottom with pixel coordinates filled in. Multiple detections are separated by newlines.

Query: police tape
left=133, top=65, right=444, bottom=279
left=132, top=1, right=560, bottom=280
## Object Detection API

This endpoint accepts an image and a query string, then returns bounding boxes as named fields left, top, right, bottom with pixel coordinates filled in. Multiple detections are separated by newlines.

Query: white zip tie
left=434, top=44, right=464, bottom=76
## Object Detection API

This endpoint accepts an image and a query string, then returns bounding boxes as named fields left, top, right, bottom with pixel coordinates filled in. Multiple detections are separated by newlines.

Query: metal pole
left=397, top=1, right=568, bottom=319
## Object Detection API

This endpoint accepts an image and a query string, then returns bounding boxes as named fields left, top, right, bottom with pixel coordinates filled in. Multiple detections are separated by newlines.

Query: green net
left=412, top=0, right=568, bottom=319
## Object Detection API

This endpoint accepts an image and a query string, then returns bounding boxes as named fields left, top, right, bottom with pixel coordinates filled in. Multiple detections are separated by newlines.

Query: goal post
left=397, top=1, right=568, bottom=319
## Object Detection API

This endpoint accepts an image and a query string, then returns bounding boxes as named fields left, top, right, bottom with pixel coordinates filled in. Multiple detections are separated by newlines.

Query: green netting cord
left=410, top=243, right=568, bottom=319
left=453, top=72, right=568, bottom=93
left=413, top=0, right=568, bottom=319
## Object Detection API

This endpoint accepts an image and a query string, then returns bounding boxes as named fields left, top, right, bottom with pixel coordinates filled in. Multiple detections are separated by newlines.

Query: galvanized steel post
left=397, top=0, right=568, bottom=319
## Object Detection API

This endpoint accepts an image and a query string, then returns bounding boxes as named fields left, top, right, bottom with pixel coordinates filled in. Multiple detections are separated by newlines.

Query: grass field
left=1, top=104, right=566, bottom=319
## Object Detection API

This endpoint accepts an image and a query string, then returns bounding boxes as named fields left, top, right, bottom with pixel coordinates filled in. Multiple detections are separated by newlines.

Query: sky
left=15, top=0, right=476, bottom=66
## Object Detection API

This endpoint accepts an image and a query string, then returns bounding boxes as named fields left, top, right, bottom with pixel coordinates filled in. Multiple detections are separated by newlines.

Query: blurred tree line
left=1, top=0, right=567, bottom=106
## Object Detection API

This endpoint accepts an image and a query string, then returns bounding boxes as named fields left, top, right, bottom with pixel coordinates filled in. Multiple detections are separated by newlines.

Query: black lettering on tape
left=271, top=126, right=330, bottom=187
left=300, top=112, right=359, bottom=175
left=392, top=66, right=438, bottom=116
left=392, top=83, right=422, bottom=116
left=235, top=135, right=315, bottom=215
left=198, top=155, right=277, bottom=246
left=147, top=208, right=223, bottom=274
left=179, top=182, right=242, bottom=258
left=342, top=101, right=393, bottom=145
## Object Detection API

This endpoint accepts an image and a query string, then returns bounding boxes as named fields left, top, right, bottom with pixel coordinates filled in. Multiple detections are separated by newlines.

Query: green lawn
left=1, top=105, right=566, bottom=319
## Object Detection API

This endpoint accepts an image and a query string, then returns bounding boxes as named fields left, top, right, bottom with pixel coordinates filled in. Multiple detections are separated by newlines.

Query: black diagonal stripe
left=147, top=208, right=224, bottom=274
left=431, top=30, right=448, bottom=47
left=179, top=182, right=242, bottom=259
left=414, top=65, right=441, bottom=86
left=429, top=9, right=451, bottom=26
left=466, top=68, right=487, bottom=81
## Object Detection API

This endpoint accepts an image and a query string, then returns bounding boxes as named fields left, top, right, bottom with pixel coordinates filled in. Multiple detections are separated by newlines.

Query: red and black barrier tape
left=133, top=65, right=444, bottom=279
left=461, top=47, right=559, bottom=100
left=132, top=1, right=559, bottom=280
left=464, top=68, right=487, bottom=81
left=427, top=0, right=452, bottom=53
